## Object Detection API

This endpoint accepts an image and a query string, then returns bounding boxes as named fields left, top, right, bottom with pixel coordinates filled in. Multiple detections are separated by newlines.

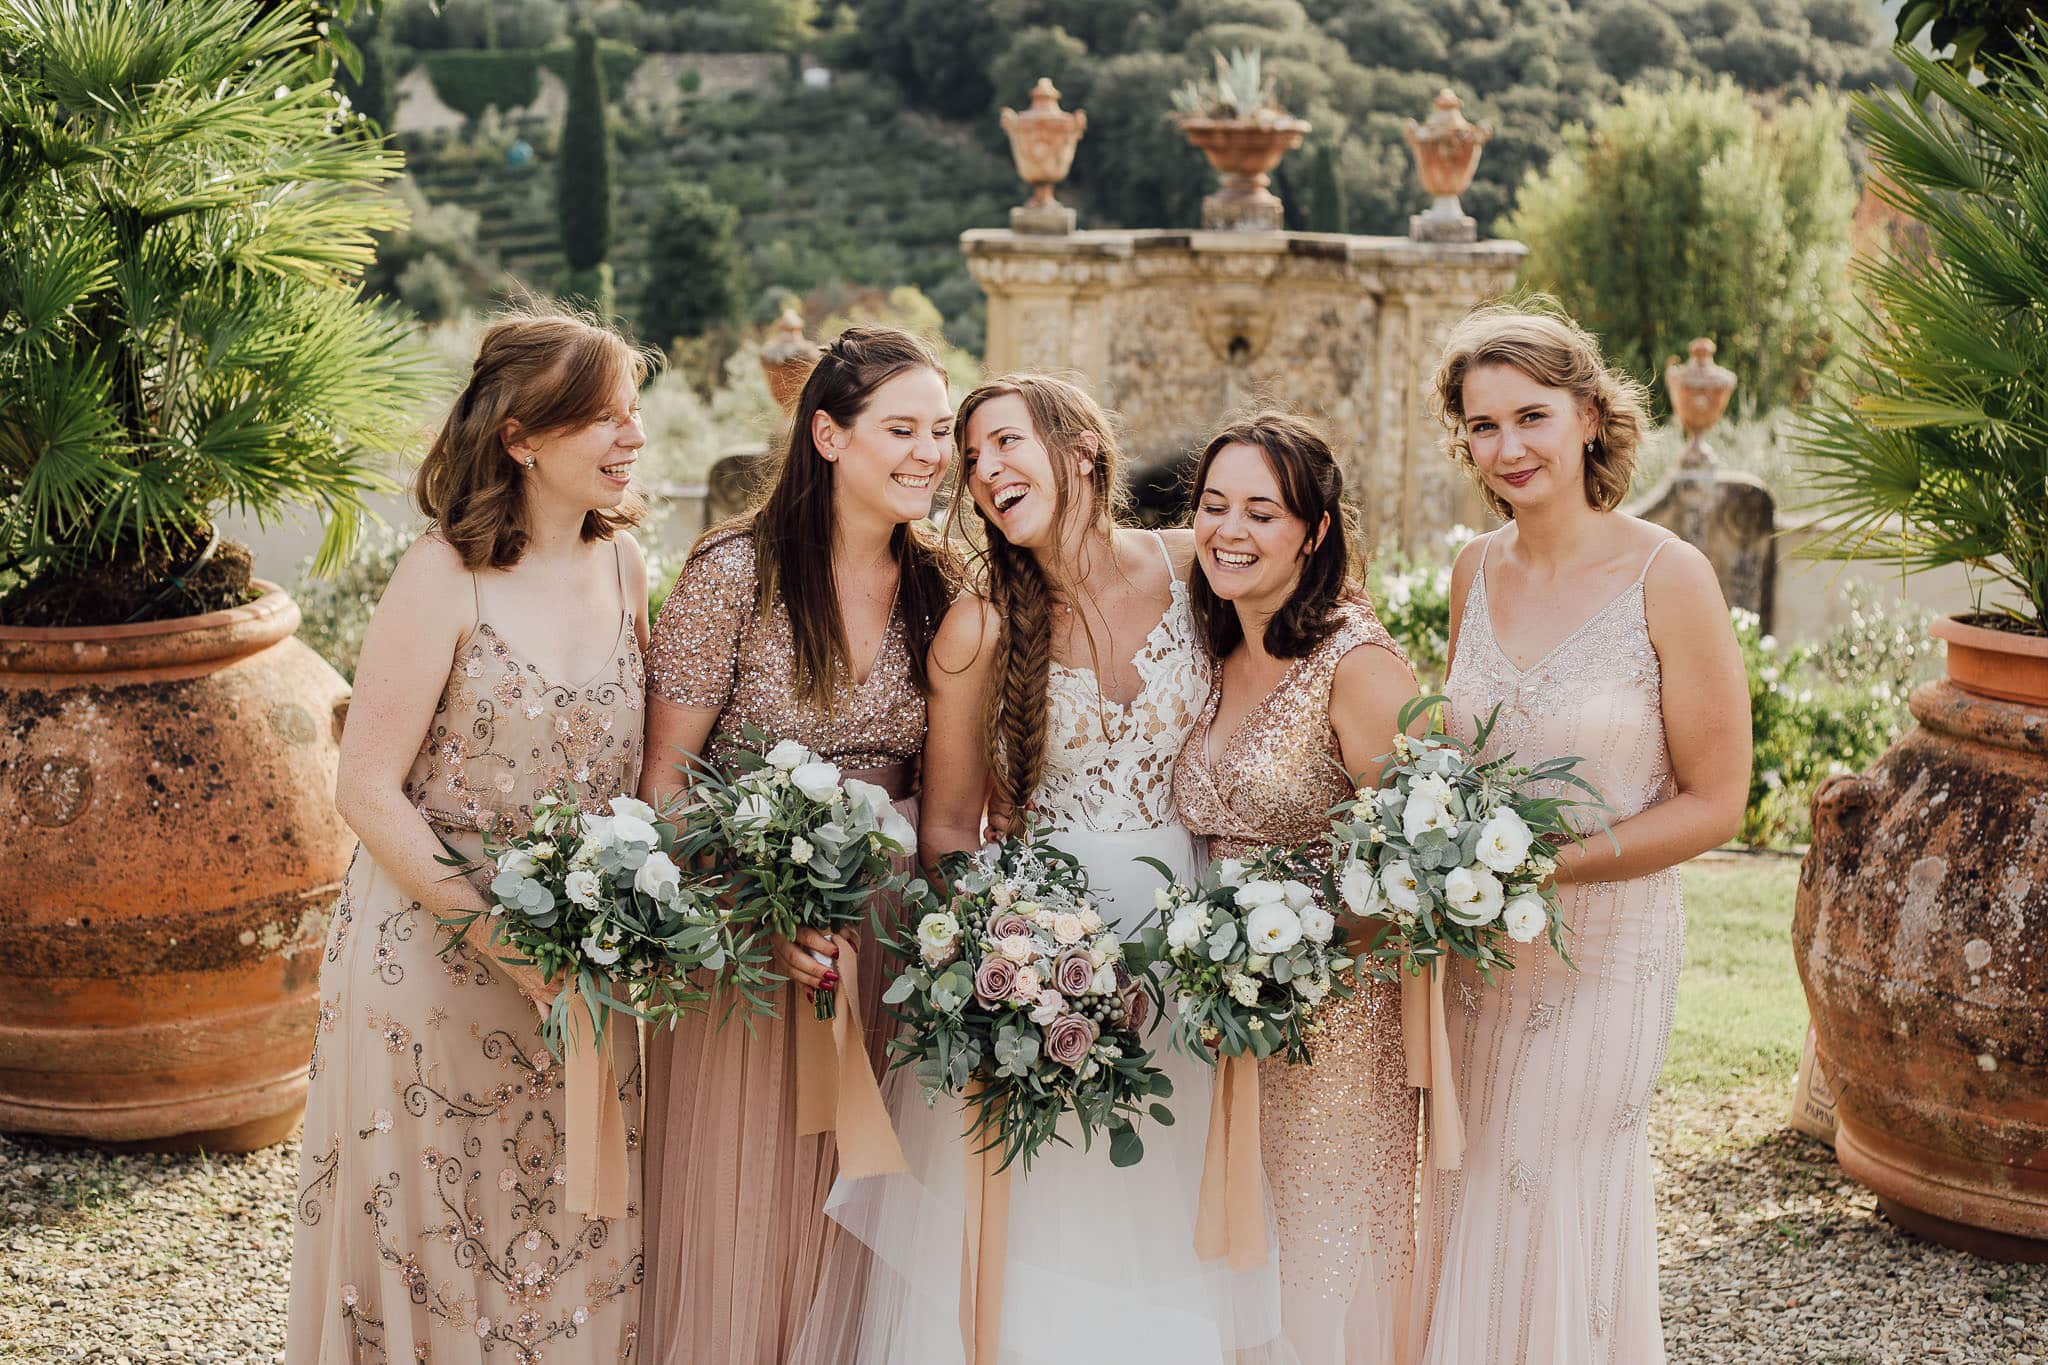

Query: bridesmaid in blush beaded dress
left=1172, top=413, right=1424, bottom=1365
left=1413, top=308, right=1750, bottom=1365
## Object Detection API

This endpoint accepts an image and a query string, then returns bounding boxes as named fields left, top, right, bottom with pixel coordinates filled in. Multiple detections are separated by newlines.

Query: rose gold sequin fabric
left=1173, top=599, right=1421, bottom=1365
left=643, top=530, right=925, bottom=773
left=1415, top=533, right=1683, bottom=1365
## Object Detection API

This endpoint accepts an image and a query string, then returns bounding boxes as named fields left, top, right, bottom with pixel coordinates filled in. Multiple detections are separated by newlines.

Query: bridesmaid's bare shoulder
left=1638, top=533, right=1728, bottom=643
left=1152, top=527, right=1198, bottom=579
left=929, top=593, right=1001, bottom=679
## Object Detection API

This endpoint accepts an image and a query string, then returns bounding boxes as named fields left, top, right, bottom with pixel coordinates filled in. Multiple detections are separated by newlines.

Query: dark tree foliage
left=639, top=181, right=752, bottom=347
left=558, top=27, right=611, bottom=276
left=1308, top=139, right=1346, bottom=233
left=338, top=5, right=398, bottom=131
left=1895, top=0, right=2044, bottom=84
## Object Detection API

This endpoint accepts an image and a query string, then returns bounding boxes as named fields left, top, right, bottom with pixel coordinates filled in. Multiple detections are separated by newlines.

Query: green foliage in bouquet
left=879, top=826, right=1173, bottom=1174
left=0, top=0, right=436, bottom=624
left=1793, top=31, right=2048, bottom=632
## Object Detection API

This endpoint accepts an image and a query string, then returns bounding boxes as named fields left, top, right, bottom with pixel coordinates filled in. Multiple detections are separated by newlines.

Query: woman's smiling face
left=1193, top=441, right=1322, bottom=611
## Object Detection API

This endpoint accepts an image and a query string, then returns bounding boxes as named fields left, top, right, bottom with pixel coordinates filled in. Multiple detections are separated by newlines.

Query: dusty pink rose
left=974, top=955, right=1019, bottom=1005
left=987, top=912, right=1035, bottom=941
left=1043, top=1013, right=1100, bottom=1068
left=1121, top=985, right=1150, bottom=1034
left=1054, top=949, right=1096, bottom=997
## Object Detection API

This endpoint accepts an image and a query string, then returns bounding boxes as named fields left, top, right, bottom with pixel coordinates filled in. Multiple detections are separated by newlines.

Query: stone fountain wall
left=962, top=227, right=1524, bottom=552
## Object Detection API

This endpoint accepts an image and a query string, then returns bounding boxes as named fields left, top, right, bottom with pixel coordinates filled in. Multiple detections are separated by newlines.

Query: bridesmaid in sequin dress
left=288, top=313, right=655, bottom=1364
left=634, top=328, right=961, bottom=1365
left=1413, top=308, right=1750, bottom=1364
left=1172, top=413, right=1424, bottom=1365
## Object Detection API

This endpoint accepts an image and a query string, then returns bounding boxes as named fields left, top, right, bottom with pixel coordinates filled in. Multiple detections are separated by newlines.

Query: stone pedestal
left=961, top=227, right=1525, bottom=551
left=1011, top=201, right=1078, bottom=235
left=1628, top=468, right=1777, bottom=630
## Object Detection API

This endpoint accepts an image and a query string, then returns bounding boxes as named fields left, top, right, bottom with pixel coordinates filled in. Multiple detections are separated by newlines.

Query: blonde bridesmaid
left=1172, top=413, right=1423, bottom=1364
left=288, top=312, right=654, bottom=1362
left=1415, top=307, right=1749, bottom=1364
left=634, top=326, right=960, bottom=1365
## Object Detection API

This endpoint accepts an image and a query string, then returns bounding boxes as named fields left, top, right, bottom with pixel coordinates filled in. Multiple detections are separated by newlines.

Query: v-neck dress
left=635, top=530, right=928, bottom=1365
left=1173, top=597, right=1421, bottom=1365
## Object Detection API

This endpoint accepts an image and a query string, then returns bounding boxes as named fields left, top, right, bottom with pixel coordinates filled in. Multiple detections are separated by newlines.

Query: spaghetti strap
left=468, top=572, right=483, bottom=635
left=1150, top=528, right=1175, bottom=579
left=612, top=538, right=630, bottom=622
left=1635, top=536, right=1680, bottom=584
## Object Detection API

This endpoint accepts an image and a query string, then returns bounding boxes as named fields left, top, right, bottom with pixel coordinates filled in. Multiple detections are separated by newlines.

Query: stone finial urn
left=1178, top=116, right=1310, bottom=233
left=759, top=308, right=822, bottom=414
left=1403, top=88, right=1490, bottom=243
left=1665, top=337, right=1738, bottom=468
left=1001, top=78, right=1086, bottom=235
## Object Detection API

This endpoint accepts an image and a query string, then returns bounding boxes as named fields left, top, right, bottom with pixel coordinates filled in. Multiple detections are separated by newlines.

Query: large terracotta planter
left=1794, top=616, right=2048, bottom=1260
left=1178, top=116, right=1309, bottom=232
left=0, top=583, right=353, bottom=1150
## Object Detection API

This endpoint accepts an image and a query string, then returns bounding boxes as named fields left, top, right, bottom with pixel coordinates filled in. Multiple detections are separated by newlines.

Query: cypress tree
left=558, top=26, right=613, bottom=315
left=341, top=8, right=397, bottom=134
left=1309, top=141, right=1347, bottom=235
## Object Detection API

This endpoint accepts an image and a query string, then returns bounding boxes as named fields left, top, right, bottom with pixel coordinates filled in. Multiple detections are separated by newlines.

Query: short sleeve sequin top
left=642, top=529, right=927, bottom=772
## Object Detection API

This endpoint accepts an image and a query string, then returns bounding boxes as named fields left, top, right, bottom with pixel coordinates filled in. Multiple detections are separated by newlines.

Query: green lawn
left=1664, top=856, right=1808, bottom=1097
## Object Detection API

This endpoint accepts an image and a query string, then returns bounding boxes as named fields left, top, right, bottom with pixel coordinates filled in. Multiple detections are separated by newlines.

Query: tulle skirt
left=798, top=822, right=1289, bottom=1364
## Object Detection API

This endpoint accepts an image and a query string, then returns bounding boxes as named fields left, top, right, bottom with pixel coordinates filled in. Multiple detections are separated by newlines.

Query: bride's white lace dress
left=799, top=533, right=1285, bottom=1363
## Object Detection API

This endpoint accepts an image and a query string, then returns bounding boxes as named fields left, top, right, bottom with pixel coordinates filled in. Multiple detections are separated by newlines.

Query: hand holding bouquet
left=879, top=826, right=1173, bottom=1174
left=1330, top=693, right=1609, bottom=983
left=1143, top=848, right=1357, bottom=1066
left=672, top=725, right=919, bottom=1021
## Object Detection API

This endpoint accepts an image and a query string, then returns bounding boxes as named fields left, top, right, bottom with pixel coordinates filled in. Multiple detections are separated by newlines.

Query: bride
left=798, top=375, right=1284, bottom=1362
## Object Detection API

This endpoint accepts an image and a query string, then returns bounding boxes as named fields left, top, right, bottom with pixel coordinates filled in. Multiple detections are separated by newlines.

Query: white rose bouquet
left=877, top=825, right=1173, bottom=1173
left=1331, top=694, right=1609, bottom=984
left=671, top=724, right=920, bottom=1021
left=1141, top=848, right=1356, bottom=1066
left=437, top=791, right=755, bottom=1061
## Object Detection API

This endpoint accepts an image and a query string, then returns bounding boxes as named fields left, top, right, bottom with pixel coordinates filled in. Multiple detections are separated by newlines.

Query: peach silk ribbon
left=793, top=938, right=909, bottom=1178
left=957, top=1090, right=1013, bottom=1364
left=1194, top=1051, right=1267, bottom=1270
left=562, top=999, right=629, bottom=1220
left=1402, top=960, right=1465, bottom=1169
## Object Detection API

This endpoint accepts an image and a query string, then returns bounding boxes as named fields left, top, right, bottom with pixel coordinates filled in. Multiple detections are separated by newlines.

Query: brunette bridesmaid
left=1172, top=413, right=1423, bottom=1365
left=1415, top=307, right=1749, bottom=1364
left=634, top=327, right=960, bottom=1365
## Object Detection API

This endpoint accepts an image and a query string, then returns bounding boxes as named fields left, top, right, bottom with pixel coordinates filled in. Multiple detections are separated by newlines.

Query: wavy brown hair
left=695, top=325, right=958, bottom=708
left=1427, top=304, right=1650, bottom=522
left=947, top=374, right=1126, bottom=814
left=1188, top=411, right=1363, bottom=660
left=415, top=309, right=654, bottom=570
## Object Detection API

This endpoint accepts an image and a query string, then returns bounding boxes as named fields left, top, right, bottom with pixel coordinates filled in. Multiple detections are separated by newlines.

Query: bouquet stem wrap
left=957, top=1084, right=1013, bottom=1365
left=794, top=938, right=908, bottom=1178
left=563, top=1001, right=629, bottom=1219
left=1194, top=1052, right=1266, bottom=1270
left=1401, top=961, right=1464, bottom=1170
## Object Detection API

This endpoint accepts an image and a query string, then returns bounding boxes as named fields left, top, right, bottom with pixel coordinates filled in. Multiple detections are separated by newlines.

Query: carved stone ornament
left=1403, top=89, right=1490, bottom=243
left=1664, top=337, right=1738, bottom=468
left=758, top=309, right=822, bottom=414
left=1001, top=77, right=1086, bottom=234
left=1178, top=116, right=1310, bottom=232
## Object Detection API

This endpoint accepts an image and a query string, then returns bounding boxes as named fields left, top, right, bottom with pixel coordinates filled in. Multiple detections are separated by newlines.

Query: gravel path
left=3, top=1085, right=2044, bottom=1363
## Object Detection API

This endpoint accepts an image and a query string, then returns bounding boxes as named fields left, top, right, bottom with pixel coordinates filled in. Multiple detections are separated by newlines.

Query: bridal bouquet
left=438, top=792, right=752, bottom=1060
left=879, top=826, right=1173, bottom=1173
left=1331, top=694, right=1608, bottom=982
left=670, top=724, right=919, bottom=1020
left=1142, top=848, right=1358, bottom=1066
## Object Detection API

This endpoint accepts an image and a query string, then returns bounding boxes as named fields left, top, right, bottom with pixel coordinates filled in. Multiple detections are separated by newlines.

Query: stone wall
left=963, top=228, right=1524, bottom=552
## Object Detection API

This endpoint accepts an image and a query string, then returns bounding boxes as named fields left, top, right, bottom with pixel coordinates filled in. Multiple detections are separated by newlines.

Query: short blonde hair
left=1427, top=305, right=1649, bottom=521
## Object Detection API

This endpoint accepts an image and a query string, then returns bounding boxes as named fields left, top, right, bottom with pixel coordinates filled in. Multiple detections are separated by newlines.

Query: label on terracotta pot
left=1789, top=1024, right=1838, bottom=1147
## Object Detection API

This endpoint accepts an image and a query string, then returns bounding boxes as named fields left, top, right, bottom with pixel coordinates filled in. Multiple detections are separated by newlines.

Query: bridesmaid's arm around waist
left=919, top=594, right=1002, bottom=872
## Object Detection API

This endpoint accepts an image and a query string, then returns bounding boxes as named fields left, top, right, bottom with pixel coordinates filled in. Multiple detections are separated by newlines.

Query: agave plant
left=0, top=0, right=437, bottom=625
left=1171, top=48, right=1281, bottom=123
left=1793, top=33, right=2048, bottom=631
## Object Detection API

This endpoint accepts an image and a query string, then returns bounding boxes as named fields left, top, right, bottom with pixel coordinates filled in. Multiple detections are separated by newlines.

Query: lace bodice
left=1033, top=535, right=1210, bottom=834
left=1444, top=532, right=1677, bottom=823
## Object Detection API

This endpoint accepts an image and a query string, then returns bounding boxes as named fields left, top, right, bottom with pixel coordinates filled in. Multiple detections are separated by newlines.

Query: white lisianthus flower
left=842, top=777, right=894, bottom=821
left=496, top=847, right=542, bottom=879
left=790, top=835, right=815, bottom=864
left=581, top=925, right=623, bottom=967
left=1091, top=963, right=1118, bottom=995
left=609, top=809, right=660, bottom=852
left=1226, top=972, right=1262, bottom=1007
left=1502, top=894, right=1549, bottom=943
left=1166, top=907, right=1207, bottom=952
left=1298, top=905, right=1336, bottom=944
left=1381, top=860, right=1423, bottom=913
left=1475, top=807, right=1535, bottom=875
left=879, top=808, right=917, bottom=851
left=916, top=912, right=961, bottom=961
left=1029, top=989, right=1065, bottom=1025
left=1245, top=903, right=1304, bottom=954
left=1339, top=859, right=1381, bottom=917
left=1281, top=879, right=1316, bottom=911
left=1443, top=865, right=1506, bottom=926
left=1153, top=887, right=1175, bottom=912
left=1217, top=858, right=1248, bottom=888
left=730, top=792, right=773, bottom=832
left=1402, top=792, right=1456, bottom=841
left=1234, top=880, right=1287, bottom=911
left=564, top=868, right=602, bottom=910
left=609, top=795, right=659, bottom=826
left=633, top=851, right=682, bottom=902
left=766, top=739, right=814, bottom=770
left=1409, top=773, right=1455, bottom=810
left=790, top=761, right=843, bottom=803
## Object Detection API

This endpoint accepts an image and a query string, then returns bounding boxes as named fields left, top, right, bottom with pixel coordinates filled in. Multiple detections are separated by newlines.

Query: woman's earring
left=523, top=456, right=536, bottom=469
left=1583, top=439, right=1594, bottom=455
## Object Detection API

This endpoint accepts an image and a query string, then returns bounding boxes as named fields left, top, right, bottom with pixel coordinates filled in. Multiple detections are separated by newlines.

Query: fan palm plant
left=1794, top=31, right=2048, bottom=631
left=0, top=0, right=437, bottom=626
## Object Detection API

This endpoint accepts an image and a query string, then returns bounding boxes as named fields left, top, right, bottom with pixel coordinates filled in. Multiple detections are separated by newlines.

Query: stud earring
left=523, top=456, right=536, bottom=469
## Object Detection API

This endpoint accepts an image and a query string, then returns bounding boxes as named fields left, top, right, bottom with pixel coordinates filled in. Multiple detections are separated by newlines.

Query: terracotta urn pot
left=1664, top=337, right=1738, bottom=468
left=1794, top=617, right=2048, bottom=1260
left=1403, top=88, right=1489, bottom=242
left=0, top=584, right=353, bottom=1150
left=1178, top=116, right=1309, bottom=232
left=758, top=308, right=822, bottom=415
left=1001, top=77, right=1085, bottom=233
